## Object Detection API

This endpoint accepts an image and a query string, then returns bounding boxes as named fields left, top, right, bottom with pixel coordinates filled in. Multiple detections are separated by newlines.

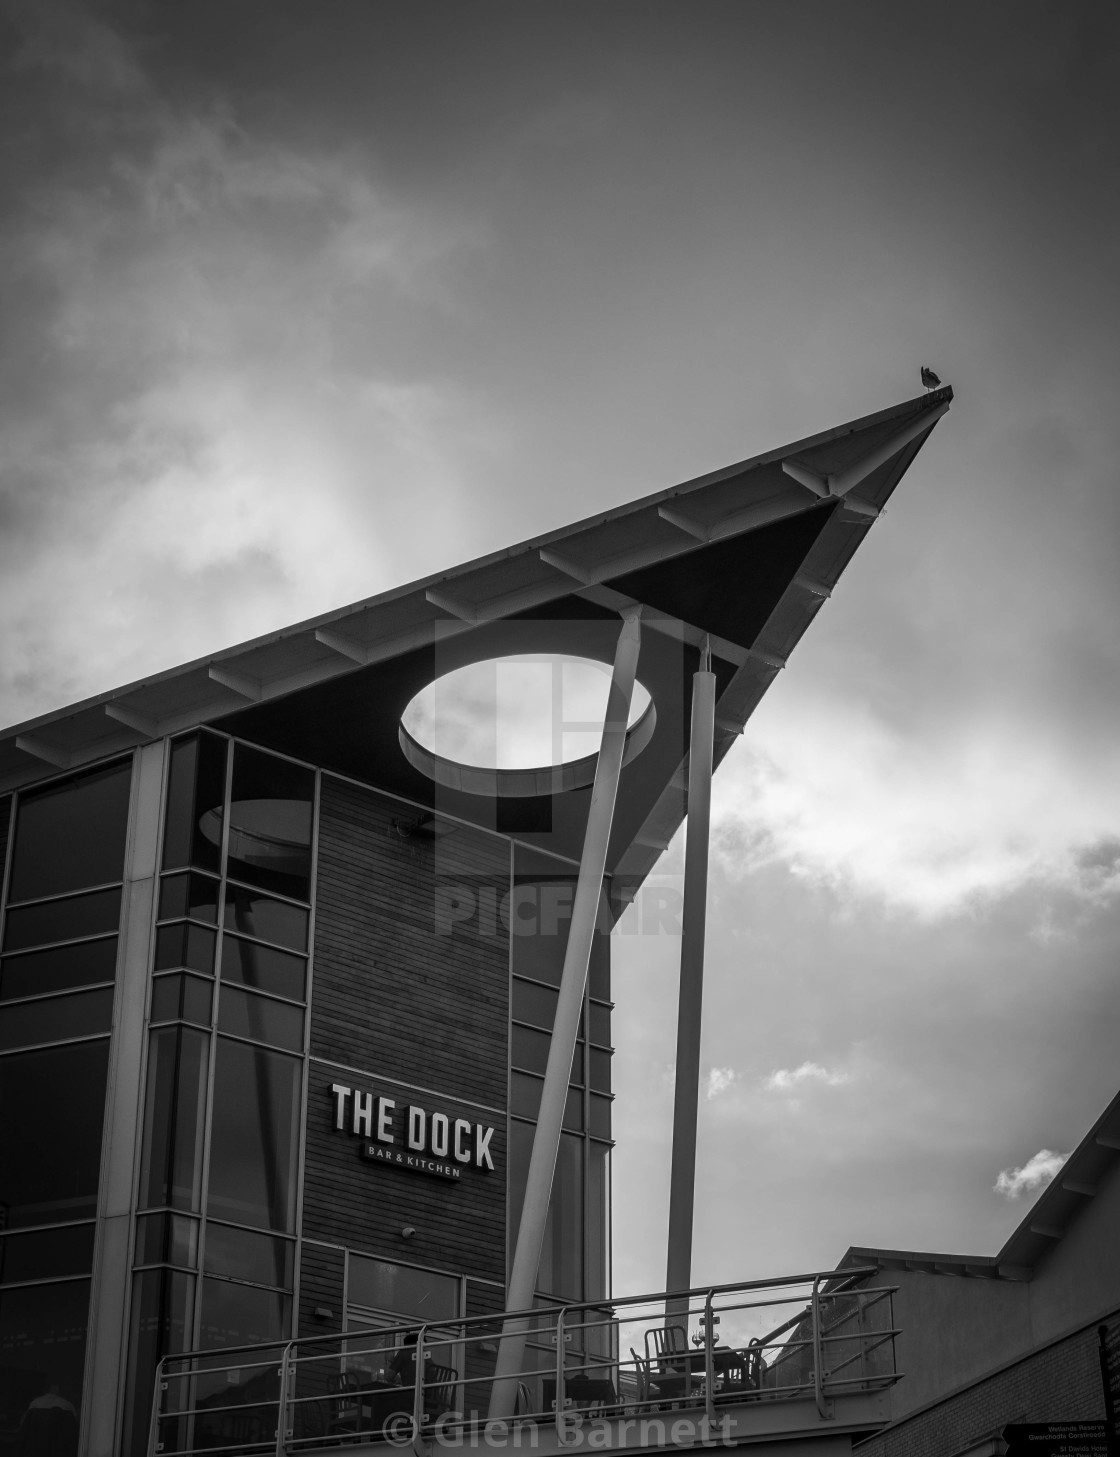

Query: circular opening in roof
left=399, top=654, right=655, bottom=797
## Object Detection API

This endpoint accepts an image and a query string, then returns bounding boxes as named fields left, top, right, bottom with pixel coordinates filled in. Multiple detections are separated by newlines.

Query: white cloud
left=711, top=686, right=1120, bottom=920
left=764, top=1061, right=850, bottom=1092
left=705, top=1067, right=737, bottom=1100
left=994, top=1148, right=1068, bottom=1199
left=0, top=7, right=497, bottom=724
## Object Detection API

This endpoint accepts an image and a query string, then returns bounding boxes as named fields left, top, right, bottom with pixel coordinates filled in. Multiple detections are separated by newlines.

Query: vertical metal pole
left=665, top=649, right=716, bottom=1325
left=489, top=608, right=642, bottom=1419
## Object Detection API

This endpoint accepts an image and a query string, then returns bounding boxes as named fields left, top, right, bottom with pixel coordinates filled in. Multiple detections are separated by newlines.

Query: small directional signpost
left=1003, top=1425, right=1111, bottom=1457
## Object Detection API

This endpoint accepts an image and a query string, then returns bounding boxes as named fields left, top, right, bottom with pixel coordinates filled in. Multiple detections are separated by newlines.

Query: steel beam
left=489, top=607, right=643, bottom=1419
left=666, top=655, right=716, bottom=1323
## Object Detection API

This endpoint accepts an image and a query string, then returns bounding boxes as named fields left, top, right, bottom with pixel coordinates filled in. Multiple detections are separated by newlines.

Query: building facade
left=0, top=730, right=616, bottom=1455
left=0, top=387, right=953, bottom=1456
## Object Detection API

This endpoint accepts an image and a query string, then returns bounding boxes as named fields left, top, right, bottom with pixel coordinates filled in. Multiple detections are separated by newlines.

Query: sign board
left=1003, top=1424, right=1110, bottom=1457
left=328, top=1081, right=496, bottom=1180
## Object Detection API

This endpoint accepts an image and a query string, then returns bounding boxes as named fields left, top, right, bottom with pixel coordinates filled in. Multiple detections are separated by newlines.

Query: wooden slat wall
left=302, top=775, right=511, bottom=1320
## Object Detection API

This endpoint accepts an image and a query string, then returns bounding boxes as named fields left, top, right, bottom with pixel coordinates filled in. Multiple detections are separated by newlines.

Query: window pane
left=511, top=1072, right=542, bottom=1120
left=511, top=980, right=557, bottom=1030
left=511, top=1026, right=581, bottom=1081
left=0, top=1224, right=96, bottom=1284
left=3, top=886, right=122, bottom=953
left=162, top=733, right=227, bottom=875
left=507, top=1124, right=582, bottom=1301
left=588, top=1003, right=611, bottom=1047
left=220, top=935, right=305, bottom=1002
left=541, top=1133, right=583, bottom=1300
left=0, top=986, right=114, bottom=1052
left=122, top=1268, right=196, bottom=1457
left=138, top=1027, right=209, bottom=1213
left=217, top=986, right=303, bottom=1053
left=511, top=1025, right=550, bottom=1075
left=207, top=1038, right=301, bottom=1232
left=1, top=936, right=118, bottom=1001
left=347, top=1256, right=460, bottom=1321
left=8, top=760, right=132, bottom=903
left=198, top=1276, right=289, bottom=1352
left=223, top=884, right=308, bottom=952
left=134, top=1212, right=199, bottom=1268
left=150, top=974, right=212, bottom=1028
left=225, top=745, right=314, bottom=901
left=203, top=1223, right=294, bottom=1290
left=0, top=1278, right=90, bottom=1440
left=153, top=922, right=216, bottom=976
left=589, top=1095, right=611, bottom=1141
left=589, top=1048, right=611, bottom=1094
left=587, top=935, right=609, bottom=1001
left=564, top=1085, right=583, bottom=1132
left=158, top=872, right=220, bottom=926
left=587, top=1144, right=609, bottom=1303
left=0, top=1042, right=108, bottom=1227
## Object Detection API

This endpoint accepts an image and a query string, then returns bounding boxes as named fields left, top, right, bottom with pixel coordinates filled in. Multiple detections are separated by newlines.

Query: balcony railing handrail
left=149, top=1264, right=899, bottom=1456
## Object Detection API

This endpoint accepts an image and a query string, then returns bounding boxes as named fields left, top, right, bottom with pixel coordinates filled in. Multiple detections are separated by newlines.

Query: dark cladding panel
left=311, top=776, right=510, bottom=1108
left=296, top=1242, right=345, bottom=1337
left=302, top=1067, right=506, bottom=1287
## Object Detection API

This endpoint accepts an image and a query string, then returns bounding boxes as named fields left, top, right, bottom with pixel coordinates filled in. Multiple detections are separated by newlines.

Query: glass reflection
left=150, top=974, right=212, bottom=1028
left=153, top=922, right=216, bottom=976
left=138, top=1027, right=208, bottom=1213
left=157, top=872, right=220, bottom=926
left=223, top=884, right=308, bottom=952
left=218, top=746, right=314, bottom=902
left=122, top=1268, right=195, bottom=1457
left=0, top=1224, right=95, bottom=1285
left=0, top=1042, right=109, bottom=1227
left=217, top=986, right=303, bottom=1053
left=3, top=887, right=122, bottom=953
left=0, top=986, right=114, bottom=1052
left=162, top=733, right=227, bottom=876
left=0, top=1278, right=90, bottom=1447
left=0, top=937, right=118, bottom=1001
left=203, top=1223, right=293, bottom=1289
left=219, top=935, right=305, bottom=1002
left=8, top=760, right=132, bottom=903
left=207, top=1038, right=300, bottom=1232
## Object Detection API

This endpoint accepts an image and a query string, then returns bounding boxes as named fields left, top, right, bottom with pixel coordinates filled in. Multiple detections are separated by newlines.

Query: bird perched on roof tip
left=921, top=366, right=942, bottom=391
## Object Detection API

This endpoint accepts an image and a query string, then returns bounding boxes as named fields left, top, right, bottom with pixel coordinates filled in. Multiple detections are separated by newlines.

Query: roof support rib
left=14, top=734, right=72, bottom=769
left=104, top=702, right=161, bottom=738
left=208, top=664, right=263, bottom=701
left=314, top=627, right=371, bottom=664
left=489, top=608, right=643, bottom=1422
left=782, top=402, right=949, bottom=500
left=424, top=587, right=480, bottom=623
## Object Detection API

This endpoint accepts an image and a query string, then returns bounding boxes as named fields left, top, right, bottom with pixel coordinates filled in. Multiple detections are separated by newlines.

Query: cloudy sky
left=3, top=0, right=1120, bottom=1297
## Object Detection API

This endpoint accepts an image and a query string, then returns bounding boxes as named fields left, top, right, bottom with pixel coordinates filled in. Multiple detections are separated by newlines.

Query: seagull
left=921, top=366, right=942, bottom=391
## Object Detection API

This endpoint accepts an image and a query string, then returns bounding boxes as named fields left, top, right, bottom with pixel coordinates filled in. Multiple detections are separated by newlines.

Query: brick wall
left=856, top=1315, right=1116, bottom=1457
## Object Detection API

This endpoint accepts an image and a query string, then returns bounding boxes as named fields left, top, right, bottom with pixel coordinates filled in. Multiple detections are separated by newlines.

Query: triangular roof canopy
left=1, top=387, right=952, bottom=888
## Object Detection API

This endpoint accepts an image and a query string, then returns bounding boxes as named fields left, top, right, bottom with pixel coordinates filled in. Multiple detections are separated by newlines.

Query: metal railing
left=148, top=1266, right=899, bottom=1455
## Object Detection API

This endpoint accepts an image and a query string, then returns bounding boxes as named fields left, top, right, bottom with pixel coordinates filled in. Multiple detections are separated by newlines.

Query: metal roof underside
left=0, top=387, right=952, bottom=886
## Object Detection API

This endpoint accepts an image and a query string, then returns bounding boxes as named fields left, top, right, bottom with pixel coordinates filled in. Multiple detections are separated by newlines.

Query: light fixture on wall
left=400, top=1225, right=417, bottom=1240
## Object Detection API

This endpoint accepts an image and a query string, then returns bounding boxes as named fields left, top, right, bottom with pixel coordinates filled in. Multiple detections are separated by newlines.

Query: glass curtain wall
left=0, top=760, right=134, bottom=1451
left=123, top=731, right=315, bottom=1457
left=507, top=847, right=614, bottom=1397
